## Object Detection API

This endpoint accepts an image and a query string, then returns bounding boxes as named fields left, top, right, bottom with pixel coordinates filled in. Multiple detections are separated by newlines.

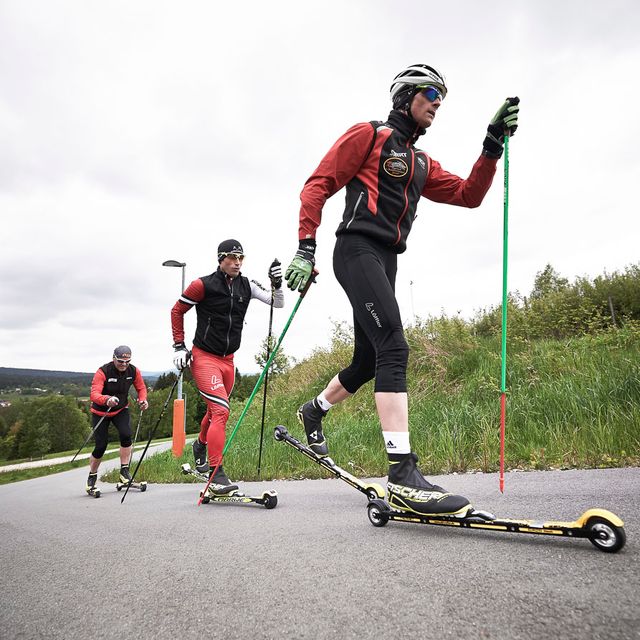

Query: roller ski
left=85, top=472, right=101, bottom=499
left=273, top=425, right=385, bottom=501
left=366, top=500, right=626, bottom=553
left=115, top=464, right=147, bottom=493
left=181, top=463, right=278, bottom=509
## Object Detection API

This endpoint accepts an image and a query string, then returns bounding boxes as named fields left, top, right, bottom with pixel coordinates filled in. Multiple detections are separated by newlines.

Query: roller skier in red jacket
left=86, top=345, right=148, bottom=494
left=171, top=239, right=284, bottom=494
left=285, top=64, right=519, bottom=516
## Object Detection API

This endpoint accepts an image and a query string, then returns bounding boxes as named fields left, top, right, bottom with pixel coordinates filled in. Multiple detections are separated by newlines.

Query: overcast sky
left=1, top=0, right=639, bottom=376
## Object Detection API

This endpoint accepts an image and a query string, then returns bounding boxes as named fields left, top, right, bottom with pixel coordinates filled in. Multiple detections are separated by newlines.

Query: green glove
left=482, top=97, right=520, bottom=159
left=285, top=240, right=316, bottom=292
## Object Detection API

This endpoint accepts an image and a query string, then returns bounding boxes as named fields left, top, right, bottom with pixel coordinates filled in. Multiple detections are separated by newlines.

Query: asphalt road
left=0, top=455, right=638, bottom=640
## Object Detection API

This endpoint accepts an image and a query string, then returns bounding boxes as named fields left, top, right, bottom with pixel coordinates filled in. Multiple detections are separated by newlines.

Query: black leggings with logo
left=333, top=233, right=409, bottom=393
left=91, top=409, right=132, bottom=458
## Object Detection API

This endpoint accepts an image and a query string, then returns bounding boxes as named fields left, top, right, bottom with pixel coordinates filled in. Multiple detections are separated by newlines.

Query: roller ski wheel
left=367, top=499, right=390, bottom=527
left=85, top=487, right=101, bottom=499
left=585, top=514, right=626, bottom=553
left=366, top=501, right=627, bottom=553
left=273, top=425, right=385, bottom=501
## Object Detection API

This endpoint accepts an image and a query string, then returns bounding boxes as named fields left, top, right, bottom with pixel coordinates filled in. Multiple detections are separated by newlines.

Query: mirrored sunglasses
left=219, top=252, right=245, bottom=260
left=418, top=85, right=444, bottom=102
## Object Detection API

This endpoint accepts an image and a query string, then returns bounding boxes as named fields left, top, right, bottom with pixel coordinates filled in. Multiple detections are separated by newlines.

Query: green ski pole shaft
left=499, top=134, right=510, bottom=493
left=223, top=278, right=313, bottom=456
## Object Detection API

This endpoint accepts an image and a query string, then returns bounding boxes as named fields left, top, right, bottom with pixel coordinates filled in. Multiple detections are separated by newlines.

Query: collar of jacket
left=215, top=267, right=243, bottom=286
left=386, top=109, right=426, bottom=146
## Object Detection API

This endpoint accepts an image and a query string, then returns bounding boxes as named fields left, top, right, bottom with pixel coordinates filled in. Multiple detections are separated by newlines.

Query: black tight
left=91, top=409, right=132, bottom=458
left=333, top=234, right=409, bottom=393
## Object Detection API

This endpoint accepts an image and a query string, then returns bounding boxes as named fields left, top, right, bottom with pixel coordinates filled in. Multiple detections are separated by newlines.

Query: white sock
left=316, top=392, right=333, bottom=412
left=383, top=431, right=411, bottom=454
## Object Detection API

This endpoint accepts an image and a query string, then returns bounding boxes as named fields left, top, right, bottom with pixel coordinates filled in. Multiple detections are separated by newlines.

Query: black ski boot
left=192, top=438, right=209, bottom=474
left=387, top=453, right=471, bottom=516
left=119, top=464, right=132, bottom=484
left=297, top=399, right=328, bottom=457
left=207, top=465, right=239, bottom=496
left=85, top=472, right=99, bottom=495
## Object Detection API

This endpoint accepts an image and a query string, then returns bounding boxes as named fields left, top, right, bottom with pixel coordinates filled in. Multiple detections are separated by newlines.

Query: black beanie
left=217, top=239, right=244, bottom=262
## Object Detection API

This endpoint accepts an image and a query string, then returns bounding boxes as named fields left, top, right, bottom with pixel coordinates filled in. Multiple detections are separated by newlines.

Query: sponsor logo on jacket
left=383, top=157, right=408, bottom=178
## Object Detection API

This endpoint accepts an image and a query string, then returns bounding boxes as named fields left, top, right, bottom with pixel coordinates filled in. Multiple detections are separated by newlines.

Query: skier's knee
left=338, top=349, right=376, bottom=393
left=374, top=334, right=409, bottom=392
left=91, top=446, right=106, bottom=459
left=208, top=401, right=229, bottom=422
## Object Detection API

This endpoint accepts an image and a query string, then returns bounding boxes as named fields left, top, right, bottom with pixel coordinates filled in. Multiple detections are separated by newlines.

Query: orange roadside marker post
left=172, top=397, right=185, bottom=457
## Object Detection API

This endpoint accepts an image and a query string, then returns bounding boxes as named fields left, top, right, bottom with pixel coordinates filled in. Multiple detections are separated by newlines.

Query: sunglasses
left=114, top=357, right=131, bottom=364
left=418, top=85, right=444, bottom=102
left=219, top=252, right=245, bottom=260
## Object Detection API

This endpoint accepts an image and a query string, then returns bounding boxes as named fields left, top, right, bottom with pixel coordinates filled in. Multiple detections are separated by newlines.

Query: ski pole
left=499, top=133, right=510, bottom=494
left=198, top=273, right=316, bottom=505
left=71, top=407, right=113, bottom=463
left=127, top=409, right=145, bottom=467
left=257, top=283, right=276, bottom=477
left=121, top=373, right=181, bottom=504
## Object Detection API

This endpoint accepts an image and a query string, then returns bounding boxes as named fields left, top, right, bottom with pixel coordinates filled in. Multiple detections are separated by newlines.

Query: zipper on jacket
left=202, top=317, right=212, bottom=343
left=224, top=279, right=234, bottom=356
left=345, top=191, right=365, bottom=229
left=393, top=148, right=415, bottom=246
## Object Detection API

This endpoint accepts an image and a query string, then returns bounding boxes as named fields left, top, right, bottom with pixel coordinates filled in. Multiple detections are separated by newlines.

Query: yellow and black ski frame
left=274, top=425, right=385, bottom=501
left=181, top=463, right=277, bottom=509
left=366, top=499, right=626, bottom=553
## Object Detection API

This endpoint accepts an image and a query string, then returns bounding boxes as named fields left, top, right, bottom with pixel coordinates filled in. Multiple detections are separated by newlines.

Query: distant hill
left=0, top=367, right=161, bottom=394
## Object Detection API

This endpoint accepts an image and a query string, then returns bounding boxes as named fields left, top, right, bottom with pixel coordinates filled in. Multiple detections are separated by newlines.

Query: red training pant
left=189, top=346, right=235, bottom=467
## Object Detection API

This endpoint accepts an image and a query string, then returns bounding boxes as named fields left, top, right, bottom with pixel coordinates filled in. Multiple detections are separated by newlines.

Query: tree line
left=0, top=367, right=264, bottom=461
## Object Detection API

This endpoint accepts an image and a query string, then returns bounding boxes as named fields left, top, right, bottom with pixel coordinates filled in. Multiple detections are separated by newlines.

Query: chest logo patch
left=383, top=157, right=408, bottom=178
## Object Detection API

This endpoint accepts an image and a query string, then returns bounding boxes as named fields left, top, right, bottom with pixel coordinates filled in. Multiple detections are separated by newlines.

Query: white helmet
left=390, top=64, right=448, bottom=107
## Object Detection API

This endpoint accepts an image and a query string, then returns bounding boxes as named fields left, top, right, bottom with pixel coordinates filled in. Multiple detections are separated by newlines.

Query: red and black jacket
left=90, top=362, right=147, bottom=416
left=171, top=268, right=252, bottom=357
left=299, top=109, right=498, bottom=253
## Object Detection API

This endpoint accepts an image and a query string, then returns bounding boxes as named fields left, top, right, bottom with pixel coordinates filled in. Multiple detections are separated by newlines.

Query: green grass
left=5, top=324, right=640, bottom=485
left=0, top=437, right=176, bottom=485
left=101, top=324, right=640, bottom=485
left=0, top=450, right=123, bottom=485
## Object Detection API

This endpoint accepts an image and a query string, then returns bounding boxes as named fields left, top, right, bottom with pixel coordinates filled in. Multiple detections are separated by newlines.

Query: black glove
left=482, top=97, right=520, bottom=159
left=268, top=259, right=282, bottom=289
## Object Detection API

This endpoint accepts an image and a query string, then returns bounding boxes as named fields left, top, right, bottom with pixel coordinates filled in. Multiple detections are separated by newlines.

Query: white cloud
left=1, top=0, right=639, bottom=376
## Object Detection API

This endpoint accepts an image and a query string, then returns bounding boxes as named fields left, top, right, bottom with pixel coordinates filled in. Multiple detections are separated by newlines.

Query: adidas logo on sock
left=386, top=440, right=396, bottom=449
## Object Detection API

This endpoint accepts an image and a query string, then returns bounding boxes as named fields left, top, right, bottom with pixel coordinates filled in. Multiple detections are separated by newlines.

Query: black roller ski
left=273, top=425, right=384, bottom=501
left=181, top=464, right=278, bottom=509
left=366, top=499, right=626, bottom=553
left=85, top=487, right=101, bottom=499
left=116, top=480, right=147, bottom=492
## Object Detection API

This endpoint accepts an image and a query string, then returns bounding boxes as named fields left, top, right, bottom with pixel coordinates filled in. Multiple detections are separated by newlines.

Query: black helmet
left=390, top=64, right=447, bottom=110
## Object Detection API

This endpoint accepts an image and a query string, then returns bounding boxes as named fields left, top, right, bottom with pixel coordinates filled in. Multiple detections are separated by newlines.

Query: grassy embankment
left=0, top=437, right=174, bottom=485
left=102, top=321, right=640, bottom=484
